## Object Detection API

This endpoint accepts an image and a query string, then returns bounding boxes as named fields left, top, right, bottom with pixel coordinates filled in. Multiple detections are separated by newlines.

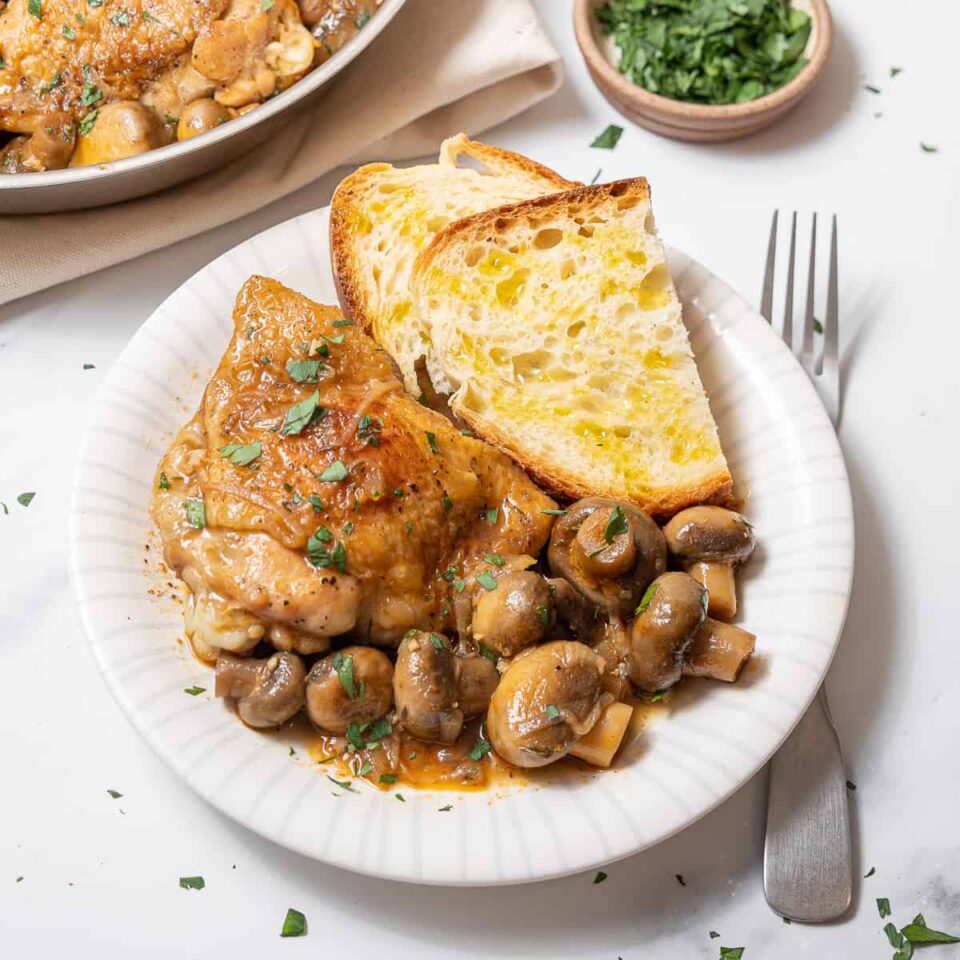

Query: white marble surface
left=2, top=1, right=959, bottom=956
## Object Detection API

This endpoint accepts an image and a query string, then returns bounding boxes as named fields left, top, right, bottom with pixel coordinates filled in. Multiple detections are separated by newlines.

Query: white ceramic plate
left=69, top=206, right=853, bottom=886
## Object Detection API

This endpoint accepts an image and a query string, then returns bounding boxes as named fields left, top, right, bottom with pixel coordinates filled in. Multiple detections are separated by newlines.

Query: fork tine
left=818, top=215, right=841, bottom=422
left=801, top=212, right=817, bottom=368
left=781, top=212, right=797, bottom=350
left=760, top=210, right=778, bottom=323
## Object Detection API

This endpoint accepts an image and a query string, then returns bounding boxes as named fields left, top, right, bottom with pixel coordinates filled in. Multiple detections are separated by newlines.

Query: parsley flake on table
left=17, top=492, right=35, bottom=508
left=675, top=873, right=686, bottom=886
left=179, top=876, right=205, bottom=890
left=901, top=914, right=960, bottom=944
left=719, top=949, right=744, bottom=960
left=709, top=931, right=720, bottom=939
left=280, top=390, right=324, bottom=436
left=0, top=502, right=7, bottom=515
left=591, top=124, right=623, bottom=149
left=218, top=441, right=261, bottom=466
left=890, top=66, right=903, bottom=77
left=106, top=789, right=122, bottom=799
left=593, top=871, right=607, bottom=884
left=83, top=362, right=95, bottom=369
left=280, top=907, right=306, bottom=937
left=920, top=143, right=939, bottom=153
left=864, top=866, right=875, bottom=878
left=863, top=83, right=881, bottom=94
left=877, top=897, right=892, bottom=918
left=845, top=779, right=856, bottom=791
left=184, top=686, right=206, bottom=696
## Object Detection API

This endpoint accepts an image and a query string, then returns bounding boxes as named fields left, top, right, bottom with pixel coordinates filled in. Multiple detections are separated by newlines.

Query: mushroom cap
left=472, top=570, right=553, bottom=657
left=216, top=651, right=306, bottom=729
left=305, top=645, right=394, bottom=734
left=663, top=506, right=755, bottom=565
left=629, top=572, right=707, bottom=692
left=547, top=498, right=667, bottom=619
left=486, top=641, right=609, bottom=768
left=456, top=654, right=500, bottom=718
left=394, top=631, right=463, bottom=743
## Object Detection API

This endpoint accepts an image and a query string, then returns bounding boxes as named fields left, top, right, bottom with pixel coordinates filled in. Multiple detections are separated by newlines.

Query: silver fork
left=759, top=211, right=852, bottom=922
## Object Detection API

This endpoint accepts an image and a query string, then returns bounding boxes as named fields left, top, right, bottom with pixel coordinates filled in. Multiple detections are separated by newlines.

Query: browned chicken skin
left=153, top=277, right=557, bottom=657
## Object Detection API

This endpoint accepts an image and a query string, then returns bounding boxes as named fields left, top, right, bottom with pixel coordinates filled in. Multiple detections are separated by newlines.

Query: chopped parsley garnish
left=78, top=109, right=99, bottom=136
left=332, top=652, right=357, bottom=698
left=183, top=686, right=205, bottom=696
left=312, top=525, right=333, bottom=544
left=357, top=760, right=373, bottom=776
left=182, top=498, right=206, bottom=528
left=476, top=571, right=498, bottom=591
left=921, top=142, right=939, bottom=153
left=901, top=915, right=959, bottom=944
left=597, top=0, right=812, bottom=105
left=379, top=773, right=397, bottom=784
left=545, top=704, right=560, bottom=720
left=877, top=897, right=892, bottom=918
left=537, top=605, right=550, bottom=627
left=323, top=333, right=345, bottom=345
left=675, top=873, right=686, bottom=886
left=813, top=318, right=824, bottom=334
left=478, top=642, right=498, bottom=663
left=307, top=530, right=346, bottom=572
left=357, top=415, right=381, bottom=447
left=365, top=718, right=393, bottom=743
left=425, top=431, right=439, bottom=454
left=442, top=564, right=459, bottom=582
left=469, top=738, right=492, bottom=761
left=280, top=390, right=324, bottom=436
left=40, top=72, right=63, bottom=94
left=106, top=789, right=123, bottom=799
left=16, top=492, right=35, bottom=508
left=441, top=493, right=453, bottom=511
left=709, top=931, right=720, bottom=939
left=864, top=866, right=875, bottom=878
left=308, top=494, right=325, bottom=513
left=27, top=0, right=42, bottom=19
left=590, top=168, right=602, bottom=184
left=288, top=746, right=296, bottom=756
left=452, top=578, right=466, bottom=593
left=438, top=804, right=452, bottom=811
left=483, top=553, right=505, bottom=566
left=280, top=907, right=306, bottom=937
left=430, top=633, right=448, bottom=650
left=317, top=460, right=349, bottom=482
left=863, top=83, right=881, bottom=94
left=80, top=81, right=102, bottom=107
left=331, top=541, right=347, bottom=572
left=593, top=871, right=607, bottom=884
left=109, top=8, right=130, bottom=26
left=141, top=9, right=160, bottom=22
left=83, top=362, right=95, bottom=369
left=332, top=319, right=354, bottom=327
left=541, top=508, right=567, bottom=516
left=604, top=504, right=628, bottom=542
left=590, top=124, right=622, bottom=149
left=636, top=583, right=657, bottom=616
left=890, top=66, right=903, bottom=77
left=485, top=507, right=499, bottom=524
left=395, top=793, right=405, bottom=801
left=327, top=775, right=356, bottom=792
left=355, top=10, right=370, bottom=27
left=218, top=441, right=261, bottom=466
left=286, top=358, right=324, bottom=383
left=179, top=876, right=205, bottom=890
left=719, top=949, right=744, bottom=960
left=345, top=722, right=365, bottom=752
left=845, top=779, right=856, bottom=791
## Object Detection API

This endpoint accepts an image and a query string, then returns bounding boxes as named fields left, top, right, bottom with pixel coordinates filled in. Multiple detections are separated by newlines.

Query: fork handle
left=762, top=687, right=852, bottom=922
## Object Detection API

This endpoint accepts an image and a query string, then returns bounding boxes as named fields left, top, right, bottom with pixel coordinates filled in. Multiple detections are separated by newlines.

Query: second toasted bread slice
left=330, top=134, right=577, bottom=393
left=411, top=179, right=732, bottom=517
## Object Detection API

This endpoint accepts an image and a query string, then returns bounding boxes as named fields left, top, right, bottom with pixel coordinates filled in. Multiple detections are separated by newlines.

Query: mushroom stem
left=683, top=618, right=755, bottom=682
left=687, top=561, right=738, bottom=620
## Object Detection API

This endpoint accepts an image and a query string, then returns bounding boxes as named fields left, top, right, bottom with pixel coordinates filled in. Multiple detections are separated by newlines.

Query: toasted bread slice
left=410, top=179, right=733, bottom=517
left=330, top=134, right=577, bottom=392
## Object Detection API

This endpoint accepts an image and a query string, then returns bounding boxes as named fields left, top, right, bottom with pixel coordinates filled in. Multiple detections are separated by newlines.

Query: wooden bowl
left=574, top=0, right=833, bottom=142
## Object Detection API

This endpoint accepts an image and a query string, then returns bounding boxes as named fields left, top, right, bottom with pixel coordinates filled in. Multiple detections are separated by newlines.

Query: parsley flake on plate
left=280, top=907, right=306, bottom=937
left=469, top=738, right=492, bottom=761
left=184, top=686, right=205, bottom=696
left=593, top=870, right=607, bottom=884
left=179, top=876, right=205, bottom=890
left=106, top=789, right=122, bottom=799
left=719, top=949, right=744, bottom=960
left=16, top=492, right=35, bottom=508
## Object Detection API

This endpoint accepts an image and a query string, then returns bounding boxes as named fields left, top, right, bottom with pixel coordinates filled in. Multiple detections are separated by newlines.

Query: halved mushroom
left=215, top=651, right=306, bottom=728
left=683, top=618, right=756, bottom=682
left=486, top=640, right=610, bottom=768
left=393, top=631, right=499, bottom=743
left=548, top=498, right=666, bottom=620
left=628, top=572, right=707, bottom=693
left=305, top=645, right=393, bottom=734
left=663, top=506, right=755, bottom=620
left=472, top=570, right=553, bottom=657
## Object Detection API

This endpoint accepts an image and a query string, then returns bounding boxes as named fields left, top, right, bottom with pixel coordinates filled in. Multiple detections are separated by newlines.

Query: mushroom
left=215, top=651, right=306, bottom=728
left=70, top=102, right=166, bottom=167
left=628, top=572, right=707, bottom=693
left=393, top=631, right=462, bottom=743
left=548, top=498, right=666, bottom=620
left=486, top=641, right=610, bottom=768
left=305, top=645, right=393, bottom=734
left=0, top=115, right=75, bottom=173
left=471, top=570, right=553, bottom=657
left=588, top=618, right=633, bottom=701
left=663, top=506, right=755, bottom=620
left=547, top=577, right=602, bottom=640
left=394, top=632, right=501, bottom=742
left=683, top=618, right=756, bottom=683
left=456, top=653, right=500, bottom=717
left=177, top=98, right=232, bottom=141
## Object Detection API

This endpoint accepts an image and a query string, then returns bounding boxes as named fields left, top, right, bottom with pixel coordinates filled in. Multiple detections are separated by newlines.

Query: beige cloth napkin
left=0, top=0, right=562, bottom=307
